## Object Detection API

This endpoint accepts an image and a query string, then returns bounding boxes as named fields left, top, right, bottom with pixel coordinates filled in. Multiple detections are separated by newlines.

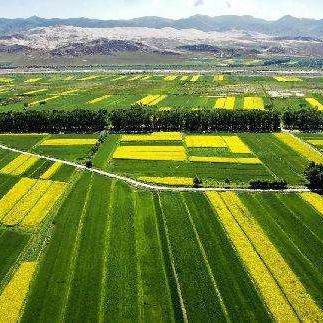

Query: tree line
left=0, top=106, right=322, bottom=134
left=108, top=105, right=281, bottom=133
left=283, top=108, right=323, bottom=132
left=0, top=109, right=107, bottom=133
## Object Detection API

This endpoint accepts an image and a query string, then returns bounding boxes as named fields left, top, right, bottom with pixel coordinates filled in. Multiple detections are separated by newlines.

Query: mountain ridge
left=0, top=14, right=322, bottom=37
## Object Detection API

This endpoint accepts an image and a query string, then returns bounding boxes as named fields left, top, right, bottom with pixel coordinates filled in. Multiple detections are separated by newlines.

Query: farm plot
left=298, top=133, right=323, bottom=153
left=32, top=134, right=99, bottom=161
left=0, top=147, right=321, bottom=321
left=109, top=133, right=275, bottom=187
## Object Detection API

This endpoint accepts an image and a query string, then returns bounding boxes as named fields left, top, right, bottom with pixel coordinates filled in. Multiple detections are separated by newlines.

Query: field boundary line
left=99, top=179, right=116, bottom=323
left=58, top=173, right=94, bottom=322
left=220, top=194, right=301, bottom=320
left=180, top=193, right=230, bottom=321
left=0, top=143, right=311, bottom=193
left=157, top=194, right=188, bottom=322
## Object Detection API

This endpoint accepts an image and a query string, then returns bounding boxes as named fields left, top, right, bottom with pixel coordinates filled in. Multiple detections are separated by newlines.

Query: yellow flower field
left=180, top=76, right=189, bottom=81
left=24, top=88, right=48, bottom=95
left=190, top=75, right=200, bottom=82
left=138, top=176, right=193, bottom=186
left=214, top=97, right=235, bottom=109
left=121, top=132, right=182, bottom=142
left=113, top=145, right=187, bottom=161
left=111, top=75, right=127, bottom=81
left=40, top=138, right=98, bottom=146
left=213, top=75, right=224, bottom=81
left=29, top=95, right=61, bottom=106
left=136, top=95, right=167, bottom=106
left=189, top=156, right=261, bottom=164
left=273, top=76, right=302, bottom=82
left=308, top=139, right=323, bottom=146
left=305, top=98, right=323, bottom=110
left=21, top=181, right=67, bottom=227
left=221, top=191, right=323, bottom=321
left=25, top=77, right=42, bottom=83
left=40, top=162, right=62, bottom=180
left=185, top=135, right=226, bottom=148
left=78, top=75, right=101, bottom=81
left=0, top=261, right=37, bottom=322
left=2, top=180, right=52, bottom=226
left=206, top=192, right=298, bottom=321
left=141, top=75, right=151, bottom=80
left=243, top=96, right=265, bottom=110
left=0, top=178, right=36, bottom=219
left=0, top=155, right=39, bottom=176
left=164, top=75, right=177, bottom=81
left=300, top=192, right=323, bottom=215
left=223, top=136, right=251, bottom=154
left=128, top=75, right=142, bottom=81
left=275, top=132, right=323, bottom=163
left=87, top=94, right=111, bottom=104
left=0, top=77, right=13, bottom=83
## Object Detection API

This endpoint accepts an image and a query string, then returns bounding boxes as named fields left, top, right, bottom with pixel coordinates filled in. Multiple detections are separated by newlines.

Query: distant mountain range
left=0, top=15, right=322, bottom=37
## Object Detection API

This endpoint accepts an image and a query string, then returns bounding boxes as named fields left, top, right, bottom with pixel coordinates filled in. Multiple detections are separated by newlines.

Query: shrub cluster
left=249, top=180, right=288, bottom=190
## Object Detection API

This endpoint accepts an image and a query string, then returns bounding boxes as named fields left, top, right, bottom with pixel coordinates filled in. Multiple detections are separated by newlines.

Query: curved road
left=0, top=143, right=310, bottom=193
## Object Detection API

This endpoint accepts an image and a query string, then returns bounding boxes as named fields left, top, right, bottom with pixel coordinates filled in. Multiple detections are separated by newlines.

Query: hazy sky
left=1, top=0, right=322, bottom=20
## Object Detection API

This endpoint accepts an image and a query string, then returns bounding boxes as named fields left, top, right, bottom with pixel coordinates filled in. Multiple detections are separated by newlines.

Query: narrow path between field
left=0, top=143, right=311, bottom=193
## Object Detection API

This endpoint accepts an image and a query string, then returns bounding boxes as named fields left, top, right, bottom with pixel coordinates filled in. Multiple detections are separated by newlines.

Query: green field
left=0, top=72, right=322, bottom=112
left=0, top=71, right=323, bottom=321
left=0, top=156, right=323, bottom=321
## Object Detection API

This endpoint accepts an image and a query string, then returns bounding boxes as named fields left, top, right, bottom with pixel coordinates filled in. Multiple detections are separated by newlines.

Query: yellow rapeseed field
left=223, top=136, right=251, bottom=154
left=0, top=155, right=39, bottom=176
left=189, top=156, right=261, bottom=164
left=136, top=95, right=167, bottom=106
left=214, top=97, right=235, bottom=109
left=275, top=133, right=323, bottom=163
left=40, top=162, right=62, bottom=180
left=0, top=77, right=13, bottom=83
left=121, top=132, right=182, bottom=142
left=113, top=145, right=186, bottom=161
left=221, top=191, right=323, bottom=321
left=190, top=75, right=200, bottom=82
left=138, top=176, right=193, bottom=186
left=308, top=139, right=323, bottom=146
left=2, top=180, right=52, bottom=226
left=87, top=94, right=111, bottom=104
left=141, top=75, right=151, bottom=80
left=128, top=75, right=142, bottom=81
left=23, top=88, right=48, bottom=95
left=25, top=77, right=42, bottom=83
left=305, top=98, right=323, bottom=111
left=206, top=192, right=298, bottom=321
left=111, top=75, right=127, bottom=81
left=41, top=138, right=97, bottom=146
left=0, top=261, right=37, bottom=322
left=21, top=181, right=67, bottom=227
left=300, top=192, right=323, bottom=215
left=164, top=75, right=177, bottom=81
left=243, top=96, right=265, bottom=110
left=185, top=135, right=226, bottom=148
left=78, top=75, right=101, bottom=81
left=180, top=76, right=189, bottom=81
left=274, top=76, right=302, bottom=82
left=213, top=75, right=224, bottom=81
left=0, top=178, right=36, bottom=219
left=29, top=95, right=60, bottom=106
